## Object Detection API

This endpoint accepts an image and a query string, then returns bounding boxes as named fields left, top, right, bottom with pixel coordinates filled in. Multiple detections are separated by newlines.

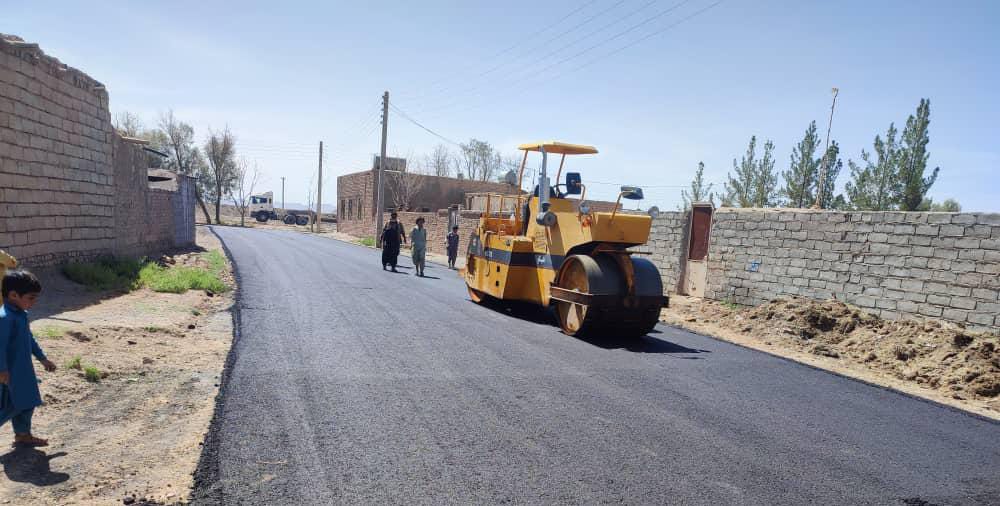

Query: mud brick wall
left=0, top=34, right=194, bottom=266
left=0, top=35, right=115, bottom=264
left=647, top=208, right=1000, bottom=334
left=112, top=134, right=149, bottom=256
left=172, top=175, right=195, bottom=247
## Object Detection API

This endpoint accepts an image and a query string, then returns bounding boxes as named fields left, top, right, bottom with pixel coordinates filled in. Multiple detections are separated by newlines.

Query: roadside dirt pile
left=664, top=296, right=1000, bottom=413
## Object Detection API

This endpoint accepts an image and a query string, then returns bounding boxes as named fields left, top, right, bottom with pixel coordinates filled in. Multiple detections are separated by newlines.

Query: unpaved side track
left=193, top=226, right=1000, bottom=505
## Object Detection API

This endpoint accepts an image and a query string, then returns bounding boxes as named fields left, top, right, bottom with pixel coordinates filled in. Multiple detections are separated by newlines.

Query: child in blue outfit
left=1, top=269, right=57, bottom=447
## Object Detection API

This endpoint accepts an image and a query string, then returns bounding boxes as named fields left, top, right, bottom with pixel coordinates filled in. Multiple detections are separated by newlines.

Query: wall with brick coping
left=0, top=34, right=193, bottom=266
left=647, top=208, right=1000, bottom=334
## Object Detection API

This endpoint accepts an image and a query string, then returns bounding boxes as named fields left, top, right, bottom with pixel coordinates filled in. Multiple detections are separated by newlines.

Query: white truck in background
left=249, top=191, right=312, bottom=226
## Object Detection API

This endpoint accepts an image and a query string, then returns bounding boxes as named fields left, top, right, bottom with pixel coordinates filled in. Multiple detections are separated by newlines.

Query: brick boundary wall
left=338, top=208, right=482, bottom=258
left=647, top=208, right=1000, bottom=334
left=0, top=34, right=193, bottom=267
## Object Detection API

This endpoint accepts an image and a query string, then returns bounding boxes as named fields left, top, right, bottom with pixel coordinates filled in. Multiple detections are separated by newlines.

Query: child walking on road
left=411, top=217, right=428, bottom=277
left=446, top=226, right=460, bottom=269
left=1, top=269, right=57, bottom=447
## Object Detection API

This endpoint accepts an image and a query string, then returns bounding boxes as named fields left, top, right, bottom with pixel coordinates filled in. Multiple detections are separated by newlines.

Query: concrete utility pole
left=316, top=141, right=323, bottom=232
left=813, top=87, right=839, bottom=209
left=281, top=176, right=285, bottom=210
left=375, top=90, right=389, bottom=247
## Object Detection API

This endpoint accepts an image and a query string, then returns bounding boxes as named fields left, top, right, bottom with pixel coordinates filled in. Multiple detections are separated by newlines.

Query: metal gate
left=683, top=203, right=714, bottom=297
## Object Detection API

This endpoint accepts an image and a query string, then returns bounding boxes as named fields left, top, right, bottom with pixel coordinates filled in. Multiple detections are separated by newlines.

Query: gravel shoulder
left=0, top=226, right=235, bottom=505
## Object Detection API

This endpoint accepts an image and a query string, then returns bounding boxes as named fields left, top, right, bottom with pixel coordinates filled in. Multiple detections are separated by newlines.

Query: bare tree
left=229, top=159, right=261, bottom=227
left=113, top=111, right=144, bottom=137
left=387, top=170, right=427, bottom=211
left=159, top=110, right=212, bottom=223
left=426, top=144, right=452, bottom=177
left=305, top=173, right=317, bottom=232
left=204, top=127, right=238, bottom=224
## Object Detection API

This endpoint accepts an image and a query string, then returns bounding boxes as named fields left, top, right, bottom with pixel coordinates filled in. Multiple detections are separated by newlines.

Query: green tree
left=817, top=140, right=845, bottom=209
left=920, top=197, right=961, bottom=212
left=845, top=124, right=902, bottom=211
left=681, top=161, right=715, bottom=209
left=896, top=99, right=940, bottom=211
left=781, top=121, right=820, bottom=208
left=158, top=110, right=214, bottom=223
left=204, top=128, right=238, bottom=224
left=724, top=136, right=778, bottom=207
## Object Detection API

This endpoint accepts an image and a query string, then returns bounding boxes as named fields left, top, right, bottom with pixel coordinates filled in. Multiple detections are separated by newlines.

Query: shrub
left=138, top=263, right=227, bottom=294
left=204, top=250, right=227, bottom=274
left=66, top=356, right=82, bottom=370
left=359, top=237, right=376, bottom=247
left=61, top=257, right=144, bottom=291
left=84, top=365, right=101, bottom=383
left=65, top=255, right=227, bottom=294
left=37, top=326, right=65, bottom=339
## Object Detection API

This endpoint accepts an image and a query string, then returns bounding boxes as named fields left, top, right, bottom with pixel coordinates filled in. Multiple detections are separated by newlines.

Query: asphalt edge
left=189, top=225, right=245, bottom=503
left=659, top=322, right=1000, bottom=426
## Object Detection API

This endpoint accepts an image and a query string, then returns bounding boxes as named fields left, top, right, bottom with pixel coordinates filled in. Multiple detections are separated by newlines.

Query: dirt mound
left=667, top=296, right=1000, bottom=411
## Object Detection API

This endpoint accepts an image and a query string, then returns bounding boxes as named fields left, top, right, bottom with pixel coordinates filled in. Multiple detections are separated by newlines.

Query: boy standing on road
left=1, top=269, right=57, bottom=447
left=410, top=217, right=428, bottom=277
left=446, top=226, right=460, bottom=269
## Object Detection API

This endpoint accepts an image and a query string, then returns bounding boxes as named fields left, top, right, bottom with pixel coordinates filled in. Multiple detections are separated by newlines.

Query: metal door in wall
left=683, top=203, right=714, bottom=297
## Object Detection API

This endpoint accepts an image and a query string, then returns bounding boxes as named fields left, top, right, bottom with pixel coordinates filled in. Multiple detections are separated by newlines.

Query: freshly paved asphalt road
left=193, top=226, right=1000, bottom=505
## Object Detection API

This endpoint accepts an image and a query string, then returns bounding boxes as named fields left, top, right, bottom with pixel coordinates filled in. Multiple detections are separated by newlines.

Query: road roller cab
left=462, top=141, right=668, bottom=338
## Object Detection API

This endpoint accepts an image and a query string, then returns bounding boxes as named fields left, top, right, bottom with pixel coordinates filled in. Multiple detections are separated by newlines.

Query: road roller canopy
left=517, top=141, right=598, bottom=155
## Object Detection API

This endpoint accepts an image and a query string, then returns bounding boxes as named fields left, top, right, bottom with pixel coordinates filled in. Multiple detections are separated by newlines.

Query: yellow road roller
left=462, top=141, right=668, bottom=338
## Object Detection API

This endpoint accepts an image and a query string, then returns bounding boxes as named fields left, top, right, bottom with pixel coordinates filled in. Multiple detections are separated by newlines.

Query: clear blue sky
left=7, top=0, right=999, bottom=211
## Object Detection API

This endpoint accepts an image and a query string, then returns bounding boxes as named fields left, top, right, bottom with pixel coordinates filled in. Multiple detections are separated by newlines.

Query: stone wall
left=647, top=208, right=1000, bottom=334
left=0, top=33, right=194, bottom=266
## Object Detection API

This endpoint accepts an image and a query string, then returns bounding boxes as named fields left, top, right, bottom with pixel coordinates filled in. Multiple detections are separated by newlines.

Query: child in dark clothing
left=1, top=269, right=57, bottom=447
left=446, top=226, right=460, bottom=269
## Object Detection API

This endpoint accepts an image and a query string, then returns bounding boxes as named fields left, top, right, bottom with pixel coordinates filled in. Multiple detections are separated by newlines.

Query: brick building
left=337, top=169, right=515, bottom=225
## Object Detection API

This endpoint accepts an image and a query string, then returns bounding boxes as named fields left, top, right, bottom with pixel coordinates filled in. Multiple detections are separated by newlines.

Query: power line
left=405, top=0, right=695, bottom=120
left=404, top=0, right=656, bottom=117
left=395, top=0, right=603, bottom=103
left=416, top=0, right=723, bottom=122
left=388, top=102, right=462, bottom=147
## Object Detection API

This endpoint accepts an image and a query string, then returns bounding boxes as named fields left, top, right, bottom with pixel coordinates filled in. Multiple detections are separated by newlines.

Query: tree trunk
left=214, top=192, right=222, bottom=225
left=195, top=188, right=212, bottom=224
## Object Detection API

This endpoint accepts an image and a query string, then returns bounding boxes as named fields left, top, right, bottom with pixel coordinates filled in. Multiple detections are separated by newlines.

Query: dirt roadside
left=661, top=295, right=1000, bottom=421
left=0, top=226, right=234, bottom=505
